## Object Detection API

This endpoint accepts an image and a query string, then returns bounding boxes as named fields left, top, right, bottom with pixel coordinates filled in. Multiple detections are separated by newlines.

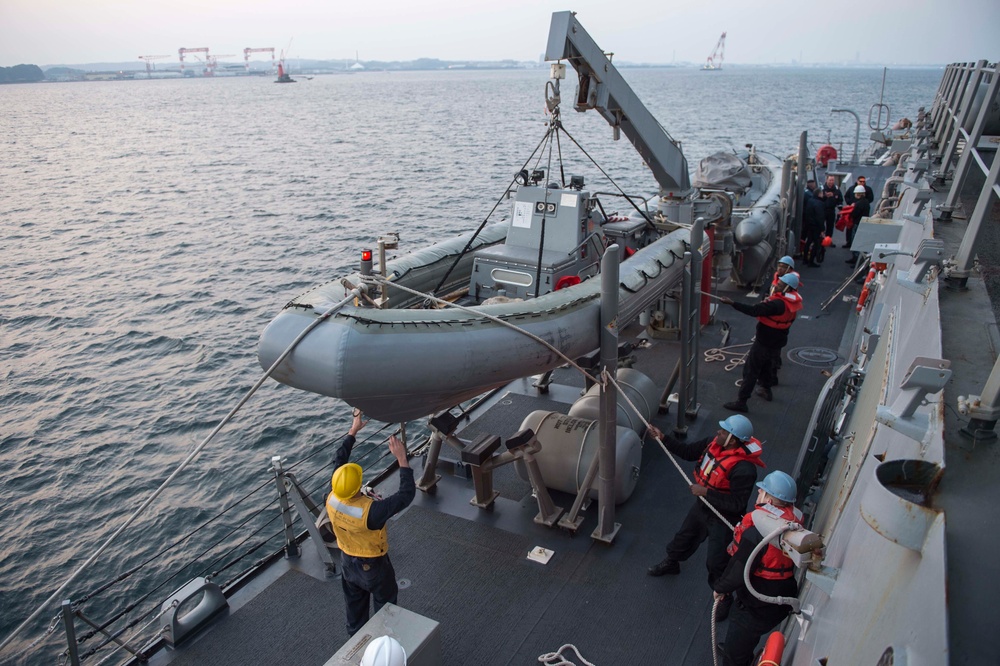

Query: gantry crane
left=243, top=47, right=276, bottom=73
left=178, top=47, right=209, bottom=75
left=702, top=32, right=726, bottom=71
left=138, top=55, right=170, bottom=78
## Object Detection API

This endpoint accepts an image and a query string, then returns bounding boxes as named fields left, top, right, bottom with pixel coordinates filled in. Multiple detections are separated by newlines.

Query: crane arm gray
left=545, top=11, right=690, bottom=194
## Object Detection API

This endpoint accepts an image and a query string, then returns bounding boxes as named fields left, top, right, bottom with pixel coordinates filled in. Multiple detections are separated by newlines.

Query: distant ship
left=275, top=61, right=295, bottom=83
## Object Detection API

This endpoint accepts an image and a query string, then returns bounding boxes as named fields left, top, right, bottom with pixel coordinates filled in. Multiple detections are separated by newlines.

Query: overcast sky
left=1, top=0, right=997, bottom=68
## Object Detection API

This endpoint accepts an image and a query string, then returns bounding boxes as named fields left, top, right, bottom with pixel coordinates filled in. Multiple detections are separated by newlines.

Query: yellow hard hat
left=331, top=463, right=363, bottom=500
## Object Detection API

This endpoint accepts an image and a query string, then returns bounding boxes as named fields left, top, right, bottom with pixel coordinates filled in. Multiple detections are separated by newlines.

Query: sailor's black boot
left=723, top=399, right=749, bottom=413
left=647, top=558, right=680, bottom=576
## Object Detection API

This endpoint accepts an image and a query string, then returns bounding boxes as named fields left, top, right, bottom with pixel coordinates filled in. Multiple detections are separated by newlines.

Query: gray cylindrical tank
left=516, top=410, right=642, bottom=504
left=567, top=368, right=659, bottom=433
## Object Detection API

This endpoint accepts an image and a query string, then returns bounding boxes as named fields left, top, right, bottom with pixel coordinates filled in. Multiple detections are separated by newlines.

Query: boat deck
left=147, top=243, right=859, bottom=666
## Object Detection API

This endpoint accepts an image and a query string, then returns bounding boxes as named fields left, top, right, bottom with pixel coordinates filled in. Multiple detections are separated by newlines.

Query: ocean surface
left=0, top=66, right=940, bottom=663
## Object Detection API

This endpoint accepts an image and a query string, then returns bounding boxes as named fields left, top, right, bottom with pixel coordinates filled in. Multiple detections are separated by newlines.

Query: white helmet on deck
left=360, top=636, right=407, bottom=666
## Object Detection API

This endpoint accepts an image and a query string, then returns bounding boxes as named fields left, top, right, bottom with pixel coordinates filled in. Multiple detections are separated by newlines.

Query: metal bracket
left=875, top=357, right=952, bottom=442
left=897, top=239, right=946, bottom=294
left=805, top=565, right=839, bottom=597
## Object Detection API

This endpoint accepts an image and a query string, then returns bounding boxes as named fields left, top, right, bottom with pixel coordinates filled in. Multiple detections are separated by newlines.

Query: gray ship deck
left=148, top=248, right=859, bottom=666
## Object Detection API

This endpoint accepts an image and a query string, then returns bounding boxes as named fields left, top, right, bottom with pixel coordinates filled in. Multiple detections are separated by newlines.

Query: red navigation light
left=361, top=250, right=373, bottom=261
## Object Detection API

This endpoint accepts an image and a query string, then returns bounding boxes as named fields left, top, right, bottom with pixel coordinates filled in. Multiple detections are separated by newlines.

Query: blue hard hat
left=756, top=471, right=797, bottom=503
left=718, top=414, right=753, bottom=441
left=778, top=273, right=800, bottom=290
left=778, top=256, right=795, bottom=268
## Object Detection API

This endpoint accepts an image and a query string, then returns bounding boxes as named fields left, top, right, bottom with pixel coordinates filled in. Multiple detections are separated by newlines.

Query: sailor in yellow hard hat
left=326, top=411, right=415, bottom=636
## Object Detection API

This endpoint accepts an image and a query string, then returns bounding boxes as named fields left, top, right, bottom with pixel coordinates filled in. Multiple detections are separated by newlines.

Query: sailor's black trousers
left=340, top=552, right=399, bottom=635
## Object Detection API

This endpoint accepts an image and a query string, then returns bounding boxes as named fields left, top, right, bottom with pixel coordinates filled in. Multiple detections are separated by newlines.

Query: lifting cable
left=0, top=287, right=363, bottom=656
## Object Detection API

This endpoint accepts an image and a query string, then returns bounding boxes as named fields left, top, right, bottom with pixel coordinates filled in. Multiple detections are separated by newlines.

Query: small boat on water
left=275, top=61, right=295, bottom=83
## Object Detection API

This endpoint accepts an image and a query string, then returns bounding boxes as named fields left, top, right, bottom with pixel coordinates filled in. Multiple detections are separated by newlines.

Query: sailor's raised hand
left=349, top=410, right=369, bottom=436
left=388, top=435, right=410, bottom=468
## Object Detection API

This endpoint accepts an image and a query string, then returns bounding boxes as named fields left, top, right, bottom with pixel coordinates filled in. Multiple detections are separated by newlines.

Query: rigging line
left=0, top=287, right=362, bottom=656
left=430, top=128, right=553, bottom=297
left=366, top=274, right=598, bottom=384
left=557, top=126, right=655, bottom=225
left=603, top=369, right=735, bottom=530
left=534, top=130, right=557, bottom=298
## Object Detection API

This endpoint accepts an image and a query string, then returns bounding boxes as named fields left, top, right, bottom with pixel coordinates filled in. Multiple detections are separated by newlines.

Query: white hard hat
left=854, top=185, right=866, bottom=195
left=360, top=636, right=407, bottom=666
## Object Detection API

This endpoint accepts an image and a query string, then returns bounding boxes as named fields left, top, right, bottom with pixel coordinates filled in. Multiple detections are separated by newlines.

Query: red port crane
left=178, top=47, right=209, bottom=75
left=702, top=32, right=726, bottom=71
left=138, top=55, right=170, bottom=78
left=243, top=47, right=276, bottom=73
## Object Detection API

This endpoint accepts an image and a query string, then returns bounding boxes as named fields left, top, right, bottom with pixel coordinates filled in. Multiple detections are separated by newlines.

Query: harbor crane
left=178, top=47, right=209, bottom=75
left=206, top=54, right=236, bottom=76
left=137, top=55, right=170, bottom=78
left=243, top=47, right=276, bottom=72
left=702, top=32, right=726, bottom=70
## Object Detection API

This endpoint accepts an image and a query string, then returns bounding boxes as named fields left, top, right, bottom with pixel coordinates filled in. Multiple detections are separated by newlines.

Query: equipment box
left=470, top=245, right=590, bottom=301
left=602, top=218, right=647, bottom=259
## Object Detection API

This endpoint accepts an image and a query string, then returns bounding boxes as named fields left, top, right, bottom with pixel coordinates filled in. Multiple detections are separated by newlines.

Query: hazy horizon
left=2, top=0, right=997, bottom=69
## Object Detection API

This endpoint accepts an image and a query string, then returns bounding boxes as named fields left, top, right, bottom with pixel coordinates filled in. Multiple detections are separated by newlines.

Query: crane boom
left=703, top=32, right=726, bottom=70
left=544, top=11, right=690, bottom=194
left=138, top=55, right=170, bottom=78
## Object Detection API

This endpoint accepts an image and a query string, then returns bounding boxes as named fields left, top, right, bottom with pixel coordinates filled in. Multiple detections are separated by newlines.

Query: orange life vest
left=693, top=436, right=765, bottom=492
left=727, top=503, right=803, bottom=580
left=757, top=291, right=802, bottom=331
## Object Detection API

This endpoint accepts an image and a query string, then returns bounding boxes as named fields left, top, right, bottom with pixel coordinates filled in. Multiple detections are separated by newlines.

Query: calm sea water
left=0, top=66, right=940, bottom=662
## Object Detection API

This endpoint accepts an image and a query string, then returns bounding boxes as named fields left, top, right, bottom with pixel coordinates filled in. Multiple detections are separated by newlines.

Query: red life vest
left=727, top=503, right=804, bottom=580
left=693, top=436, right=766, bottom=492
left=757, top=291, right=802, bottom=331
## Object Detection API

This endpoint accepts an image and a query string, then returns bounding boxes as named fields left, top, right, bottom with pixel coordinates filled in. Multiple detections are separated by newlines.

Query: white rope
left=538, top=643, right=596, bottom=666
left=366, top=273, right=599, bottom=383
left=711, top=596, right=721, bottom=666
left=0, top=289, right=362, bottom=656
left=703, top=342, right=752, bottom=372
left=603, top=369, right=735, bottom=530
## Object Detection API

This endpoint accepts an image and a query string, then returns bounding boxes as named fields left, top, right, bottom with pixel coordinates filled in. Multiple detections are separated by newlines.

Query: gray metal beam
left=545, top=11, right=690, bottom=194
left=942, top=62, right=1000, bottom=215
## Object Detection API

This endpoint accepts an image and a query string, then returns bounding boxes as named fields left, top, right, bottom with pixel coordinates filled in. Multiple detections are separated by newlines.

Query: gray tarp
left=692, top=152, right=751, bottom=194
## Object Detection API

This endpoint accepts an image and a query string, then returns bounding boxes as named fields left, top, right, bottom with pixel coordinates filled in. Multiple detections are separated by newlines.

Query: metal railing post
left=593, top=244, right=620, bottom=544
left=271, top=456, right=299, bottom=558
left=61, top=600, right=80, bottom=666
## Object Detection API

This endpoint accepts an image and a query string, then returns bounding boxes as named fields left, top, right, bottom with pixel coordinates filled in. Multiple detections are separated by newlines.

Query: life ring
left=554, top=275, right=582, bottom=290
left=816, top=144, right=838, bottom=167
left=756, top=631, right=785, bottom=666
left=856, top=268, right=876, bottom=312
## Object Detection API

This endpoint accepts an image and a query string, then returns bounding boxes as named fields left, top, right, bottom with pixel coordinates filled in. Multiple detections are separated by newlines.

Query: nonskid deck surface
left=152, top=250, right=857, bottom=666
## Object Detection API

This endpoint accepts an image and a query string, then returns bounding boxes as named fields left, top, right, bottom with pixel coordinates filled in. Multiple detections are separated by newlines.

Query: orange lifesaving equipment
left=857, top=268, right=876, bottom=312
left=554, top=275, right=581, bottom=290
left=815, top=144, right=838, bottom=167
left=756, top=632, right=785, bottom=666
left=757, top=291, right=802, bottom=330
left=835, top=204, right=855, bottom=231
left=693, top=437, right=766, bottom=493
